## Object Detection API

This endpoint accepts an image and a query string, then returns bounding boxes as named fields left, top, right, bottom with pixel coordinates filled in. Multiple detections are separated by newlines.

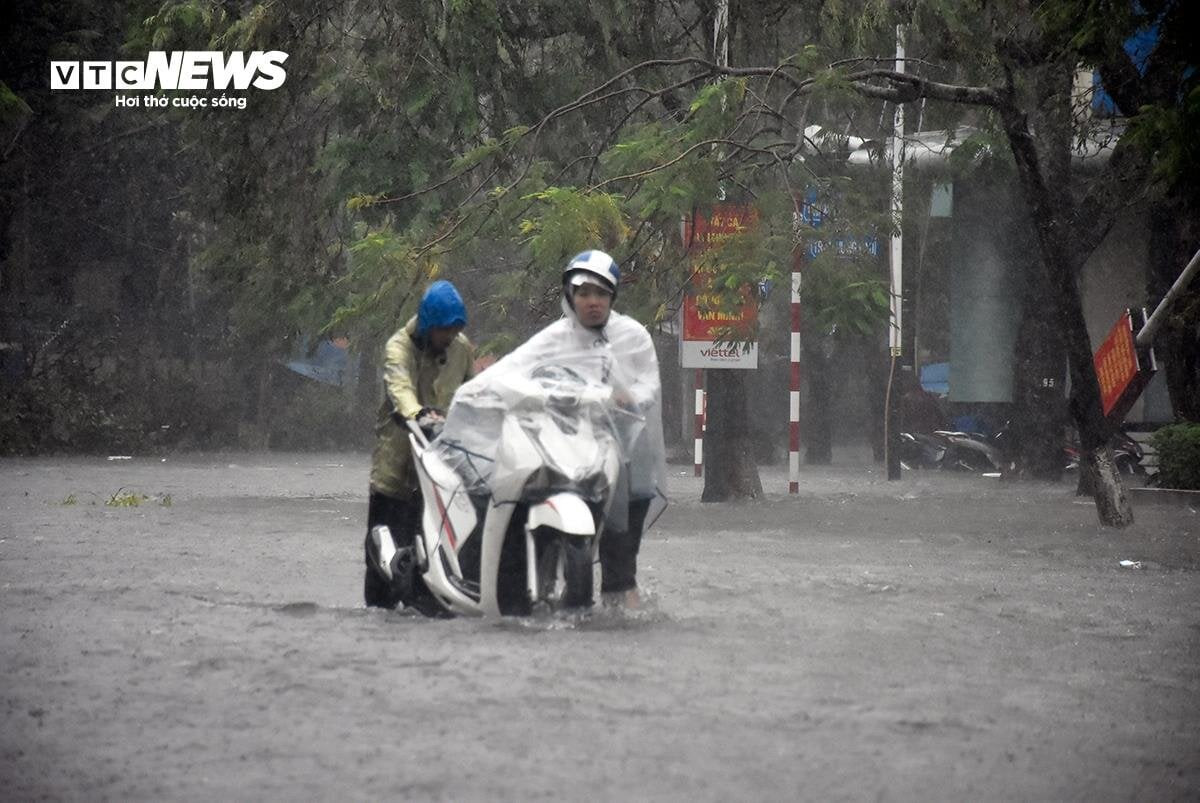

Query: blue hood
left=416, top=280, right=467, bottom=337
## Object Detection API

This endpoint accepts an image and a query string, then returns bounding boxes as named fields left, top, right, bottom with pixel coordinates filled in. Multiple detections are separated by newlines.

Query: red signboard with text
left=680, top=203, right=759, bottom=368
left=1094, top=310, right=1141, bottom=417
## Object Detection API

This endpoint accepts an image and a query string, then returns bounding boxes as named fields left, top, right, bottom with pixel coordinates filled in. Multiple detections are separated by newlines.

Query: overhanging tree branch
left=846, top=69, right=1003, bottom=106
left=587, top=137, right=785, bottom=191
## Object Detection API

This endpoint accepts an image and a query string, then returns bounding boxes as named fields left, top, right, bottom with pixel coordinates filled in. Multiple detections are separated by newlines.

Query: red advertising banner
left=680, top=203, right=759, bottom=368
left=1094, top=310, right=1140, bottom=417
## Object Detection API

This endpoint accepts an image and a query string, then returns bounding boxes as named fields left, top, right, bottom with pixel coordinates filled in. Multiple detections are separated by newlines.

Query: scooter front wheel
left=558, top=534, right=595, bottom=610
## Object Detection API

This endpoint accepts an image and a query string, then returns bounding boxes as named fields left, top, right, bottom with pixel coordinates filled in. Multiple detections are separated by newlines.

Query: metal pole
left=789, top=257, right=803, bottom=493
left=696, top=0, right=726, bottom=480
left=888, top=25, right=905, bottom=357
left=694, top=369, right=705, bottom=477
left=1136, top=247, right=1200, bottom=348
left=713, top=0, right=729, bottom=69
left=886, top=23, right=906, bottom=481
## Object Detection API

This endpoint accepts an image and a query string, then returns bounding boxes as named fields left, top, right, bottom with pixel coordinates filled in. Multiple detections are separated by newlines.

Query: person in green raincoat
left=364, top=280, right=474, bottom=610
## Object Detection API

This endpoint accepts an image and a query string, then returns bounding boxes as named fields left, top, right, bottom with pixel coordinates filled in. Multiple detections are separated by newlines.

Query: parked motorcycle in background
left=899, top=420, right=1144, bottom=475
left=1063, top=429, right=1145, bottom=476
left=896, top=366, right=1144, bottom=475
left=897, top=426, right=1006, bottom=473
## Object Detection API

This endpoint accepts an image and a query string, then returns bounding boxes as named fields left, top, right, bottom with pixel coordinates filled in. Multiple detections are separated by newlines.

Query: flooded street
left=2, top=453, right=1198, bottom=801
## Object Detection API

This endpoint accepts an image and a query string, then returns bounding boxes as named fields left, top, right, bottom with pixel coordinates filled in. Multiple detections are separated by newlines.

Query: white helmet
left=562, top=250, right=620, bottom=302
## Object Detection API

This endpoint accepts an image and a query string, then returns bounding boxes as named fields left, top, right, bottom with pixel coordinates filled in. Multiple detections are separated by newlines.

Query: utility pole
left=885, top=22, right=906, bottom=480
left=695, top=0, right=731, bottom=480
left=714, top=0, right=729, bottom=70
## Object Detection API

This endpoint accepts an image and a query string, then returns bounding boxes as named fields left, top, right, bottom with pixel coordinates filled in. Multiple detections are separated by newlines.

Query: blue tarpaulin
left=284, top=339, right=357, bottom=387
left=920, top=362, right=949, bottom=396
left=1092, top=25, right=1159, bottom=115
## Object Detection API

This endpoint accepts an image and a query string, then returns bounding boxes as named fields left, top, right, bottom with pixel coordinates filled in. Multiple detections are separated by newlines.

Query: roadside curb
left=1130, top=486, right=1200, bottom=508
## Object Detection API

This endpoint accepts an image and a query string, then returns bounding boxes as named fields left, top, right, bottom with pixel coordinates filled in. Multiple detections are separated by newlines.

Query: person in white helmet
left=436, top=250, right=667, bottom=607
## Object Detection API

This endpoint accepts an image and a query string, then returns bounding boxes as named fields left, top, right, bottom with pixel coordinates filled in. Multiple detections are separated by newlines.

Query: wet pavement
left=1, top=451, right=1197, bottom=800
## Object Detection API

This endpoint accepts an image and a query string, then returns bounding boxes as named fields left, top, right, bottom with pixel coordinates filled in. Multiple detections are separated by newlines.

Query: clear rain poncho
left=433, top=307, right=667, bottom=520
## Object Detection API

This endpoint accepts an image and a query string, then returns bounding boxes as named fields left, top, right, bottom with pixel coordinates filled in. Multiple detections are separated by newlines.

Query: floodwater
left=1, top=452, right=1198, bottom=801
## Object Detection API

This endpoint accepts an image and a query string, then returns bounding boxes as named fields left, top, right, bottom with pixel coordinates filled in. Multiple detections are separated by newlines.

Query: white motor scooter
left=398, top=363, right=626, bottom=616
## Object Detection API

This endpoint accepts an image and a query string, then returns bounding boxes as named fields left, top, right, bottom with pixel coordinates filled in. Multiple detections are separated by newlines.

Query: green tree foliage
left=3, top=0, right=1194, bottom=474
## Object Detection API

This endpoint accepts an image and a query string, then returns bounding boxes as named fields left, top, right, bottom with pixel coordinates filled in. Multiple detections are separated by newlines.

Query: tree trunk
left=701, top=369, right=763, bottom=501
left=1006, top=240, right=1067, bottom=481
left=1003, top=60, right=1070, bottom=482
left=1084, top=445, right=1132, bottom=523
left=996, top=90, right=1133, bottom=526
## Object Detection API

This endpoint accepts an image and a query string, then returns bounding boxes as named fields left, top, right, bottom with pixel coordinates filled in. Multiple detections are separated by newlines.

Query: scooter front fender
left=526, top=493, right=595, bottom=536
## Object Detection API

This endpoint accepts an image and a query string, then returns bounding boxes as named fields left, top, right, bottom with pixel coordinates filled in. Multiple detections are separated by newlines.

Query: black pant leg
left=364, top=492, right=417, bottom=608
left=367, top=491, right=421, bottom=539
left=600, top=497, right=652, bottom=593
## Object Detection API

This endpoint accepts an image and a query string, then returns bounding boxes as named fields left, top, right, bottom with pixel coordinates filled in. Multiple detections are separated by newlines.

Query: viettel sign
left=680, top=203, right=759, bottom=369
